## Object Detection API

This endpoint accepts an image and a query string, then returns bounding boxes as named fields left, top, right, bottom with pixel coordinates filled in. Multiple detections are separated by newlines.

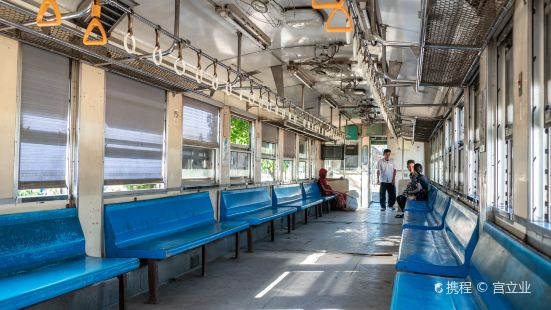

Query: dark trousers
left=379, top=182, right=396, bottom=209
left=397, top=195, right=408, bottom=212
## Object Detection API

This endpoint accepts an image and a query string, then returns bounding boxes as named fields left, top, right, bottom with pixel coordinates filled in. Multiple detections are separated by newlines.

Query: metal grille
left=414, top=119, right=440, bottom=142
left=0, top=2, right=200, bottom=93
left=422, top=48, right=478, bottom=86
left=420, top=0, right=509, bottom=86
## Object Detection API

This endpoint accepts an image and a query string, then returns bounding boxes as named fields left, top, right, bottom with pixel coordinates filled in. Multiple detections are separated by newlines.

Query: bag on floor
left=344, top=190, right=359, bottom=211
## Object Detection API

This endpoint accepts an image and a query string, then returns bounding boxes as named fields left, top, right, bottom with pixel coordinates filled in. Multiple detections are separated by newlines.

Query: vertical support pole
left=270, top=219, right=275, bottom=241
left=201, top=244, right=207, bottom=277
left=304, top=208, right=308, bottom=224
left=314, top=205, right=318, bottom=219
left=292, top=213, right=296, bottom=230
left=146, top=259, right=159, bottom=304
left=118, top=274, right=127, bottom=310
left=234, top=231, right=240, bottom=259
left=247, top=227, right=254, bottom=252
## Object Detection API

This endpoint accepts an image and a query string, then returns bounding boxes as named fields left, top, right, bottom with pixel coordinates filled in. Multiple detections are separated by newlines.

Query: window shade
left=19, top=45, right=69, bottom=189
left=283, top=131, right=296, bottom=158
left=183, top=96, right=219, bottom=145
left=105, top=73, right=166, bottom=184
left=262, top=123, right=278, bottom=144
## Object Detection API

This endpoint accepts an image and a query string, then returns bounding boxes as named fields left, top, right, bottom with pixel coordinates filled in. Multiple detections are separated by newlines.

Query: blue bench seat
left=391, top=222, right=551, bottom=310
left=109, top=221, right=249, bottom=259
left=403, top=189, right=451, bottom=230
left=397, top=200, right=479, bottom=277
left=220, top=187, right=297, bottom=252
left=302, top=182, right=336, bottom=215
left=273, top=184, right=323, bottom=225
left=0, top=209, right=138, bottom=310
left=104, top=192, right=249, bottom=303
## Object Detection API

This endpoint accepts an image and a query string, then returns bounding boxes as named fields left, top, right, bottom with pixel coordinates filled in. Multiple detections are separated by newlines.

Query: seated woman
left=318, top=168, right=347, bottom=210
left=395, top=163, right=430, bottom=218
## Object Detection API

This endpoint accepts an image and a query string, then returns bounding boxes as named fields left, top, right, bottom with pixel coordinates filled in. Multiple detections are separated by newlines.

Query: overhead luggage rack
left=418, top=0, right=512, bottom=86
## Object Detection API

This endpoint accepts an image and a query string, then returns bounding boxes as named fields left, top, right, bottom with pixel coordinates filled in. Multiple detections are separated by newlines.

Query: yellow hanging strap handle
left=83, top=0, right=107, bottom=46
left=311, top=0, right=353, bottom=33
left=36, top=0, right=62, bottom=27
left=325, top=4, right=353, bottom=33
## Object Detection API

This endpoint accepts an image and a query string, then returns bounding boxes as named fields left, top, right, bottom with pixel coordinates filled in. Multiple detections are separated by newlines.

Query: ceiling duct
left=216, top=4, right=271, bottom=49
left=418, top=0, right=513, bottom=86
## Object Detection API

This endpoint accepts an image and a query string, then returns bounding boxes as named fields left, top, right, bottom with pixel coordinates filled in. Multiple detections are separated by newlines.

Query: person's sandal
left=394, top=214, right=404, bottom=218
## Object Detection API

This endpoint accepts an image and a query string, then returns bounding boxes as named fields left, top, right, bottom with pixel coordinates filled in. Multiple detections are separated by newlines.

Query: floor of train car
left=129, top=200, right=402, bottom=310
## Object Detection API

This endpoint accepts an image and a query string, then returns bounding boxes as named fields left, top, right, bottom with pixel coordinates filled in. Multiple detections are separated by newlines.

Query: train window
left=496, top=30, right=514, bottom=214
left=283, top=130, right=297, bottom=181
left=283, top=160, right=294, bottom=182
left=104, top=73, right=166, bottom=192
left=182, top=97, right=219, bottom=186
left=18, top=45, right=70, bottom=197
left=261, top=123, right=278, bottom=182
left=532, top=1, right=551, bottom=226
left=230, top=116, right=253, bottom=182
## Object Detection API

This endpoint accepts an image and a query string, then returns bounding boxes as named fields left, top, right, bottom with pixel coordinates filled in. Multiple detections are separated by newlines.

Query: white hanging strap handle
left=195, top=51, right=203, bottom=83
left=225, top=68, right=233, bottom=95
left=239, top=78, right=243, bottom=101
left=248, top=80, right=254, bottom=105
left=151, top=28, right=162, bottom=65
left=123, top=13, right=136, bottom=54
left=173, top=41, right=185, bottom=76
left=211, top=61, right=219, bottom=90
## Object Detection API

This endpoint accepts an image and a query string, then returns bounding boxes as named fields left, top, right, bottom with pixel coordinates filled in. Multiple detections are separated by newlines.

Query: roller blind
left=183, top=96, right=219, bottom=145
left=104, top=73, right=166, bottom=184
left=283, top=131, right=296, bottom=158
left=262, top=123, right=278, bottom=144
left=19, top=45, right=70, bottom=189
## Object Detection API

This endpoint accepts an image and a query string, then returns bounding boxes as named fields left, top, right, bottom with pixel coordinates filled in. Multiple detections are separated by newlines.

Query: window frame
left=230, top=115, right=253, bottom=183
left=181, top=98, right=220, bottom=187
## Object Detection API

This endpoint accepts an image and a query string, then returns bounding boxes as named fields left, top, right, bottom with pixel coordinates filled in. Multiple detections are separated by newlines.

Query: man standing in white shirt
left=376, top=149, right=397, bottom=211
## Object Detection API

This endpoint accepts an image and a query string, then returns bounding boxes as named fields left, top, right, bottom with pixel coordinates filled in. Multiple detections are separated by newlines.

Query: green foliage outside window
left=230, top=117, right=251, bottom=146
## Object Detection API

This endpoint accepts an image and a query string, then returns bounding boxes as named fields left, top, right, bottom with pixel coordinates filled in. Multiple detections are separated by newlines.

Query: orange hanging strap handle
left=83, top=1, right=107, bottom=46
left=311, top=0, right=343, bottom=9
left=36, top=0, right=62, bottom=27
left=325, top=4, right=353, bottom=33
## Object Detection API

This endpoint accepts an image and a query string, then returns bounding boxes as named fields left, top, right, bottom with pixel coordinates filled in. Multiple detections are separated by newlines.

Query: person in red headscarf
left=318, top=168, right=347, bottom=210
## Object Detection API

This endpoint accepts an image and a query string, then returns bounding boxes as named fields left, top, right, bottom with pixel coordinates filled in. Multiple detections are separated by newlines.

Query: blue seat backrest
left=470, top=222, right=551, bottom=309
left=272, top=185, right=303, bottom=206
left=105, top=192, right=215, bottom=248
left=0, top=208, right=84, bottom=277
left=220, top=187, right=272, bottom=220
left=432, top=190, right=451, bottom=220
left=302, top=182, right=322, bottom=200
left=443, top=200, right=479, bottom=265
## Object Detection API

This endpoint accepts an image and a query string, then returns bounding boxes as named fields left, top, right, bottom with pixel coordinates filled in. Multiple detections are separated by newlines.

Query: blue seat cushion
left=231, top=207, right=296, bottom=226
left=0, top=256, right=138, bottom=310
left=108, top=221, right=249, bottom=259
left=402, top=211, right=440, bottom=230
left=397, top=228, right=468, bottom=277
left=391, top=272, right=478, bottom=310
left=404, top=199, right=431, bottom=212
left=280, top=197, right=323, bottom=211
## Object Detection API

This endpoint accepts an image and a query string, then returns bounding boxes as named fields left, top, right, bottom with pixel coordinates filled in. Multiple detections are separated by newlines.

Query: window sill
left=18, top=194, right=69, bottom=203
left=103, top=188, right=168, bottom=199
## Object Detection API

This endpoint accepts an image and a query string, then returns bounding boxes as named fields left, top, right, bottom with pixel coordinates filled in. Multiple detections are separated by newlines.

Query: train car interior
left=0, top=0, right=549, bottom=309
